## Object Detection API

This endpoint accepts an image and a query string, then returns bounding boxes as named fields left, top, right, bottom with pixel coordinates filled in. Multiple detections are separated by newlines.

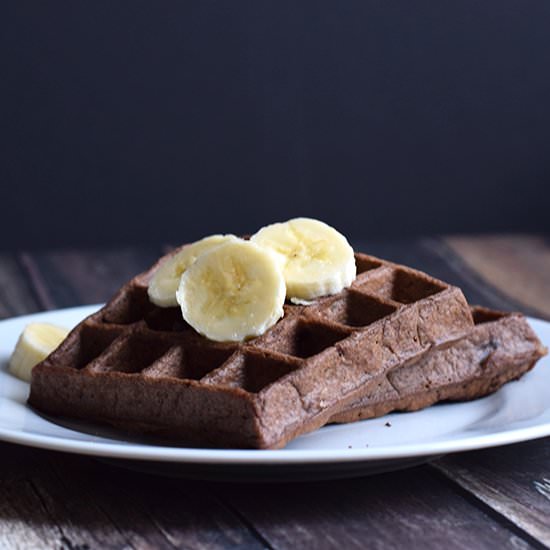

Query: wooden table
left=1, top=235, right=549, bottom=549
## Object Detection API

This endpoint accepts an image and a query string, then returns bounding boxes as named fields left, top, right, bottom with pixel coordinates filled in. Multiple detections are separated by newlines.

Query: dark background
left=2, top=1, right=549, bottom=250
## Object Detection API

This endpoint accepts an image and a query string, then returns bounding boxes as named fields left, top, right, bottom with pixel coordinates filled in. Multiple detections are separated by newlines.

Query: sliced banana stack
left=149, top=218, right=355, bottom=342
left=176, top=240, right=286, bottom=342
left=148, top=234, right=238, bottom=307
left=251, top=217, right=356, bottom=301
left=9, top=323, right=69, bottom=382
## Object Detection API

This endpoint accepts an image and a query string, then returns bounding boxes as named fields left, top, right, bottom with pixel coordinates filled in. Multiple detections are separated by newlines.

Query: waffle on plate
left=29, top=251, right=477, bottom=449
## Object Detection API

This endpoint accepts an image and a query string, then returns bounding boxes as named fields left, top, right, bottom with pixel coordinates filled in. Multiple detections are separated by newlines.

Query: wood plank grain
left=0, top=478, right=64, bottom=549
left=0, top=253, right=40, bottom=319
left=19, top=247, right=163, bottom=308
left=444, top=235, right=550, bottom=319
left=0, top=443, right=135, bottom=549
left=59, top=459, right=266, bottom=550
left=216, top=467, right=536, bottom=550
left=0, top=442, right=266, bottom=550
left=433, top=439, right=550, bottom=547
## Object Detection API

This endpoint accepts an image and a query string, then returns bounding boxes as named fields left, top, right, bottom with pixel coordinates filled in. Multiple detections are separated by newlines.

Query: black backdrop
left=2, top=1, right=549, bottom=249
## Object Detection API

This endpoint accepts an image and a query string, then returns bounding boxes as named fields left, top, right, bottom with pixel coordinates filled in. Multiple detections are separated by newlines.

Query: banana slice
left=251, top=217, right=356, bottom=301
left=9, top=323, right=69, bottom=382
left=176, top=240, right=285, bottom=342
left=148, top=234, right=238, bottom=307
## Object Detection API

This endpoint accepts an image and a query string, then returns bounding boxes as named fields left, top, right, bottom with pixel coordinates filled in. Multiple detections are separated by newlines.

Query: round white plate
left=1, top=306, right=549, bottom=481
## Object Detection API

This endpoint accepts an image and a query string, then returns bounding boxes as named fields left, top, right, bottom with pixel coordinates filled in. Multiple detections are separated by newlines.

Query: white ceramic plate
left=1, top=306, right=549, bottom=481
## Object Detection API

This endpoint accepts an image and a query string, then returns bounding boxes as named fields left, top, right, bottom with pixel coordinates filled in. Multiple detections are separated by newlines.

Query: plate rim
left=1, top=305, right=549, bottom=465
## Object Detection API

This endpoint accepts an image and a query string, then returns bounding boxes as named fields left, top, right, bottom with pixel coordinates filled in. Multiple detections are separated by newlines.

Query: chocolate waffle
left=331, top=306, right=547, bottom=424
left=29, top=251, right=473, bottom=449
